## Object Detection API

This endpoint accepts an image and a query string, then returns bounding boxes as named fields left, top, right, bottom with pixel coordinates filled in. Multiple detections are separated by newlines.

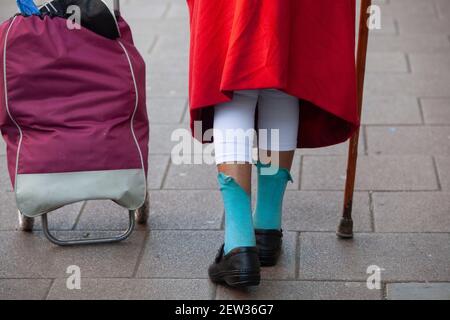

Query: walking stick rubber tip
left=337, top=218, right=354, bottom=239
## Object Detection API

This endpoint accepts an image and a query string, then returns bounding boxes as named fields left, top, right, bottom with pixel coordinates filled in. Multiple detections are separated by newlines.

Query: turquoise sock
left=254, top=162, right=293, bottom=230
left=218, top=173, right=256, bottom=254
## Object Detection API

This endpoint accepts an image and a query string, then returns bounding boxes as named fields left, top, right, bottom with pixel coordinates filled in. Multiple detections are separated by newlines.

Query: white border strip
left=117, top=40, right=147, bottom=204
left=3, top=16, right=22, bottom=191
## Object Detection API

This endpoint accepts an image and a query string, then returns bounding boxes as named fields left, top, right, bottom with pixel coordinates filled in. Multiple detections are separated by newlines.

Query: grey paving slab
left=386, top=282, right=450, bottom=300
left=47, top=278, right=214, bottom=300
left=437, top=0, right=450, bottom=18
left=0, top=231, right=145, bottom=278
left=164, top=163, right=218, bottom=190
left=136, top=230, right=222, bottom=279
left=0, top=156, right=13, bottom=192
left=0, top=279, right=52, bottom=300
left=366, top=52, right=408, bottom=73
left=148, top=190, right=223, bottom=230
left=152, top=35, right=190, bottom=58
left=141, top=19, right=189, bottom=39
left=362, top=96, right=422, bottom=125
left=0, top=192, right=19, bottom=231
left=368, top=34, right=450, bottom=53
left=148, top=52, right=189, bottom=74
left=149, top=124, right=190, bottom=154
left=297, top=134, right=365, bottom=156
left=365, top=73, right=450, bottom=97
left=366, top=17, right=398, bottom=36
left=376, top=0, right=438, bottom=19
left=435, top=156, right=450, bottom=191
left=216, top=280, right=382, bottom=300
left=0, top=139, right=5, bottom=156
left=147, top=97, right=187, bottom=124
left=75, top=200, right=146, bottom=231
left=397, top=15, right=450, bottom=35
left=121, top=2, right=169, bottom=19
left=366, top=126, right=450, bottom=155
left=0, top=4, right=17, bottom=22
left=299, top=233, right=450, bottom=282
left=148, top=155, right=170, bottom=189
left=166, top=3, right=190, bottom=19
left=282, top=191, right=372, bottom=232
left=409, top=53, right=450, bottom=76
left=421, top=98, right=450, bottom=125
left=147, top=73, right=188, bottom=98
left=373, top=192, right=450, bottom=232
left=130, top=34, right=157, bottom=55
left=301, top=155, right=438, bottom=191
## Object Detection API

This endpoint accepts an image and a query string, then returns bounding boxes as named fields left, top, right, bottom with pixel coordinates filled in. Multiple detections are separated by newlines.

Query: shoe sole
left=210, top=271, right=260, bottom=288
left=258, top=249, right=280, bottom=267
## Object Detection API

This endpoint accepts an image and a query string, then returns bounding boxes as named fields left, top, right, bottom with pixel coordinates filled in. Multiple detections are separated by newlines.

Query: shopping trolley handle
left=113, top=0, right=120, bottom=17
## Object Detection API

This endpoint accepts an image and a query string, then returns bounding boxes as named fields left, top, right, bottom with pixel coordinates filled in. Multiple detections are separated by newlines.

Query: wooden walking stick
left=337, top=0, right=372, bottom=239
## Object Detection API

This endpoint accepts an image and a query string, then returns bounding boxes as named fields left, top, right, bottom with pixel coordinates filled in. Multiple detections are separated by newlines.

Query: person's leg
left=213, top=90, right=258, bottom=254
left=209, top=90, right=261, bottom=287
left=255, top=89, right=299, bottom=231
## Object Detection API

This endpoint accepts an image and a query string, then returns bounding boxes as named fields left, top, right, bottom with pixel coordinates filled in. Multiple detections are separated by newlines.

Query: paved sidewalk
left=0, top=0, right=449, bottom=300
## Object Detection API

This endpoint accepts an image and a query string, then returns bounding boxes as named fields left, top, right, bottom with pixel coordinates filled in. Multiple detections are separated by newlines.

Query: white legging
left=214, top=89, right=300, bottom=164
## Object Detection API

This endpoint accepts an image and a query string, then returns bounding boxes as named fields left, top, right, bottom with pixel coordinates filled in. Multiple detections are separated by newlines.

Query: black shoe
left=255, top=229, right=283, bottom=267
left=208, top=244, right=261, bottom=288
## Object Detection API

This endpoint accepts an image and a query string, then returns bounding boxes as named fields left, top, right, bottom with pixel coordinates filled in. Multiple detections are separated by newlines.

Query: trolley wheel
left=18, top=210, right=34, bottom=232
left=135, top=192, right=149, bottom=225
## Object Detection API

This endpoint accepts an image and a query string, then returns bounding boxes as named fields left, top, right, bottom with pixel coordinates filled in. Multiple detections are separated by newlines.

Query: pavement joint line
left=368, top=191, right=376, bottom=232
left=292, top=155, right=301, bottom=190
left=219, top=208, right=225, bottom=230
left=404, top=52, right=412, bottom=73
left=147, top=35, right=159, bottom=55
left=179, top=98, right=189, bottom=125
left=43, top=278, right=55, bottom=300
left=11, top=230, right=449, bottom=235
left=290, top=189, right=442, bottom=192
left=296, top=276, right=450, bottom=282
left=131, top=229, right=151, bottom=278
left=417, top=97, right=426, bottom=125
left=362, top=124, right=368, bottom=155
left=5, top=189, right=445, bottom=196
left=294, top=232, right=301, bottom=280
left=381, top=282, right=388, bottom=300
left=10, top=276, right=445, bottom=286
left=212, top=283, right=218, bottom=300
left=433, top=1, right=442, bottom=19
left=431, top=156, right=443, bottom=191
left=298, top=155, right=304, bottom=190
left=4, top=277, right=409, bottom=285
left=71, top=201, right=87, bottom=231
left=393, top=19, right=400, bottom=36
left=158, top=155, right=171, bottom=190
left=161, top=2, right=172, bottom=20
left=383, top=280, right=450, bottom=284
left=362, top=123, right=450, bottom=127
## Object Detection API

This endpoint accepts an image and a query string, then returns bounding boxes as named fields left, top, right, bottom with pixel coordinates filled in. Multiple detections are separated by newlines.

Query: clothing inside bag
left=16, top=0, right=40, bottom=15
left=39, top=0, right=120, bottom=40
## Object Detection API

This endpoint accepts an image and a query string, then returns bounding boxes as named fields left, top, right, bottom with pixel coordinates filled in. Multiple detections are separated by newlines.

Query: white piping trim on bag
left=3, top=16, right=22, bottom=192
left=117, top=40, right=147, bottom=206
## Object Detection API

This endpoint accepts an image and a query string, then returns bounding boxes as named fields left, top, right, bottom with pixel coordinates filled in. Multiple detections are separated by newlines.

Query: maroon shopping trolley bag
left=0, top=0, right=150, bottom=245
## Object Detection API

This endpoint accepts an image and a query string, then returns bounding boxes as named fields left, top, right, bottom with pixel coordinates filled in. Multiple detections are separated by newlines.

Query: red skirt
left=187, top=0, right=359, bottom=148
